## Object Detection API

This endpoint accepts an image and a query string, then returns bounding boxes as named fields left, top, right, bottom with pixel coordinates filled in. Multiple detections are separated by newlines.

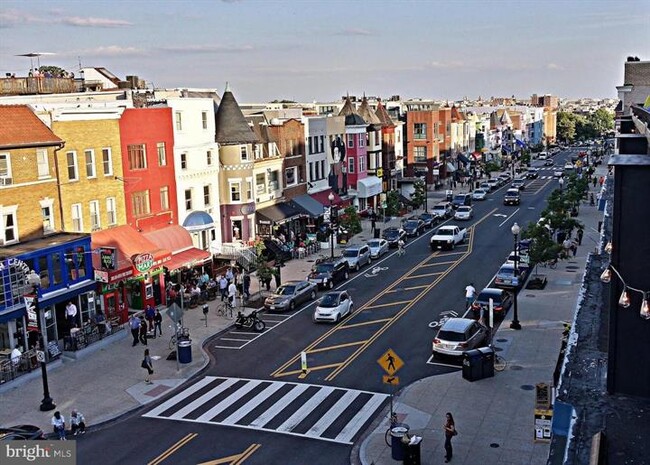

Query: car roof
left=345, top=245, right=365, bottom=251
left=458, top=206, right=471, bottom=210
left=506, top=189, right=520, bottom=194
left=439, top=318, right=475, bottom=332
left=433, top=202, right=451, bottom=207
left=478, top=287, right=504, bottom=295
left=281, top=280, right=305, bottom=285
left=322, top=290, right=347, bottom=297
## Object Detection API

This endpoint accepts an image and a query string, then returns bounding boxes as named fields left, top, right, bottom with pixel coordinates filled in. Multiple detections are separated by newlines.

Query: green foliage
left=254, top=250, right=273, bottom=282
left=410, top=180, right=426, bottom=209
left=385, top=190, right=401, bottom=217
left=556, top=110, right=614, bottom=142
left=590, top=108, right=615, bottom=134
left=38, top=65, right=68, bottom=77
left=339, top=206, right=362, bottom=234
left=484, top=161, right=500, bottom=174
left=520, top=151, right=531, bottom=165
left=557, top=111, right=576, bottom=143
left=521, top=223, right=562, bottom=275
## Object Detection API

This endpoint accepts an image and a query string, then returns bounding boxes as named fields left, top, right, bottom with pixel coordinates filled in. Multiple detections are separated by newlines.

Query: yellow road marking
left=365, top=300, right=412, bottom=309
left=338, top=318, right=393, bottom=329
left=307, top=340, right=368, bottom=354
left=404, top=272, right=443, bottom=279
left=276, top=363, right=343, bottom=377
left=197, top=443, right=262, bottom=465
left=149, top=432, right=197, bottom=465
left=386, top=285, right=429, bottom=293
left=233, top=444, right=262, bottom=465
left=420, top=260, right=457, bottom=267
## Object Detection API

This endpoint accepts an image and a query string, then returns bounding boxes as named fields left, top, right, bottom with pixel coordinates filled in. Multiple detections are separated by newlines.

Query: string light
left=604, top=242, right=613, bottom=254
left=601, top=263, right=650, bottom=318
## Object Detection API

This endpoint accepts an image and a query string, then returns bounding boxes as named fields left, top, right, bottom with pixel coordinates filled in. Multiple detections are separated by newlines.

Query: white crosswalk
left=143, top=376, right=389, bottom=444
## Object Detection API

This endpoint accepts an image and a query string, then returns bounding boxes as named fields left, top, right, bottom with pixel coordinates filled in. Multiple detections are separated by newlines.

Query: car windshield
left=498, top=267, right=515, bottom=276
left=458, top=207, right=471, bottom=213
left=368, top=240, right=381, bottom=248
left=383, top=230, right=398, bottom=239
left=314, top=263, right=333, bottom=273
left=319, top=294, right=339, bottom=307
left=276, top=285, right=296, bottom=295
left=436, top=229, right=453, bottom=236
left=343, top=250, right=359, bottom=258
left=420, top=214, right=433, bottom=219
left=507, top=190, right=519, bottom=196
left=433, top=206, right=445, bottom=212
left=474, top=190, right=484, bottom=194
left=404, top=220, right=418, bottom=228
left=437, top=330, right=466, bottom=342
left=477, top=292, right=501, bottom=304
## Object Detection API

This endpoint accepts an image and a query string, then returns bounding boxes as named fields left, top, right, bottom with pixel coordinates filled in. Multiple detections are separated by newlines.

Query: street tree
left=557, top=111, right=576, bottom=143
left=522, top=222, right=562, bottom=276
left=410, top=179, right=426, bottom=209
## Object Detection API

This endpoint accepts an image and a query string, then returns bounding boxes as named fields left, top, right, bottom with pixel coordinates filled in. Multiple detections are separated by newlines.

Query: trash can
left=403, top=435, right=422, bottom=465
left=374, top=228, right=381, bottom=239
left=462, top=349, right=483, bottom=382
left=390, top=423, right=409, bottom=461
left=177, top=340, right=192, bottom=364
left=478, top=346, right=495, bottom=379
left=446, top=190, right=453, bottom=202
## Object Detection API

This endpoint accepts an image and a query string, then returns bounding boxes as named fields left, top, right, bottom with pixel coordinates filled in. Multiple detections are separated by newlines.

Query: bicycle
left=384, top=412, right=400, bottom=446
left=539, top=258, right=558, bottom=269
left=216, top=301, right=234, bottom=319
left=168, top=326, right=190, bottom=350
left=493, top=352, right=508, bottom=371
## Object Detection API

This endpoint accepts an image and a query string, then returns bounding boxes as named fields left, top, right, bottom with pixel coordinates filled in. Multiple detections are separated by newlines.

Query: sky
left=1, top=0, right=649, bottom=103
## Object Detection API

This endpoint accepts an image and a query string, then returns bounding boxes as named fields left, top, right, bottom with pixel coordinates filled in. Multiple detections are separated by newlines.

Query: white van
left=538, top=151, right=548, bottom=160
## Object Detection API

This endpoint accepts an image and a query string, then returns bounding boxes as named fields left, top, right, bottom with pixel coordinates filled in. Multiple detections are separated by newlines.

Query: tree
left=557, top=111, right=576, bottom=143
left=410, top=179, right=426, bottom=209
left=38, top=65, right=68, bottom=77
left=589, top=108, right=614, bottom=135
left=385, top=190, right=401, bottom=217
left=339, top=206, right=362, bottom=234
left=521, top=223, right=562, bottom=276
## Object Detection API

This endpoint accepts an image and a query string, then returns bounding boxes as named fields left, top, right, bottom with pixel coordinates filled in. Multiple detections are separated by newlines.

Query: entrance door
left=232, top=219, right=243, bottom=241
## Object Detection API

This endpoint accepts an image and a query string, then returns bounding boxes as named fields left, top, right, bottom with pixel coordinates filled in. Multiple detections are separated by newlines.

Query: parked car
left=538, top=151, right=548, bottom=160
left=471, top=287, right=513, bottom=318
left=307, top=257, right=349, bottom=289
left=342, top=245, right=372, bottom=271
left=544, top=159, right=554, bottom=166
left=494, top=262, right=528, bottom=288
left=382, top=227, right=406, bottom=248
left=0, top=425, right=46, bottom=441
left=451, top=193, right=472, bottom=209
left=367, top=238, right=389, bottom=258
left=472, top=189, right=487, bottom=201
left=480, top=181, right=493, bottom=192
left=487, top=178, right=500, bottom=190
left=503, top=188, right=521, bottom=206
left=264, top=280, right=318, bottom=312
left=432, top=202, right=454, bottom=219
left=402, top=218, right=426, bottom=237
left=526, top=168, right=539, bottom=179
left=432, top=318, right=489, bottom=358
left=419, top=212, right=438, bottom=229
left=454, top=206, right=474, bottom=221
left=313, top=291, right=353, bottom=323
left=511, top=179, right=526, bottom=190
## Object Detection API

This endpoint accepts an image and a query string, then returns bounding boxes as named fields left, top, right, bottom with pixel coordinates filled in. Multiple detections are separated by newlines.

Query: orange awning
left=144, top=225, right=211, bottom=272
left=164, top=248, right=211, bottom=272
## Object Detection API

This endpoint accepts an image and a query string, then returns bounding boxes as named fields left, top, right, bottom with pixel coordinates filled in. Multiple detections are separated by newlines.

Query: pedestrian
left=70, top=410, right=86, bottom=436
left=465, top=283, right=476, bottom=308
left=243, top=273, right=251, bottom=300
left=443, top=412, right=457, bottom=463
left=577, top=228, right=584, bottom=246
left=51, top=411, right=66, bottom=440
left=592, top=176, right=597, bottom=188
left=225, top=267, right=234, bottom=285
left=66, top=300, right=78, bottom=329
left=153, top=308, right=162, bottom=337
left=371, top=214, right=377, bottom=234
left=397, top=239, right=406, bottom=256
left=571, top=240, right=578, bottom=257
left=562, top=237, right=572, bottom=258
left=273, top=265, right=281, bottom=289
left=599, top=176, right=604, bottom=187
left=228, top=280, right=237, bottom=308
left=219, top=275, right=228, bottom=301
left=139, top=317, right=148, bottom=345
left=129, top=314, right=140, bottom=347
left=145, top=305, right=155, bottom=332
left=141, top=348, right=153, bottom=384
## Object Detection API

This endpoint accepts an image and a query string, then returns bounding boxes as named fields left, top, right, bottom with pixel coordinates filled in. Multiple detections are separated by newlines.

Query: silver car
left=313, top=291, right=354, bottom=323
left=454, top=206, right=473, bottom=221
left=432, top=318, right=489, bottom=358
left=342, top=245, right=372, bottom=272
left=264, top=280, right=317, bottom=312
left=367, top=239, right=389, bottom=259
left=472, top=189, right=487, bottom=201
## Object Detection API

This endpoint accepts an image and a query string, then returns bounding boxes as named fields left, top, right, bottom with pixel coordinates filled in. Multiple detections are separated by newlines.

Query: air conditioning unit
left=0, top=177, right=13, bottom=186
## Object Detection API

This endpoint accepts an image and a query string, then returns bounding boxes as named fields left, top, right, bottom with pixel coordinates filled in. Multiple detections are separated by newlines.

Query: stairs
left=218, top=243, right=257, bottom=272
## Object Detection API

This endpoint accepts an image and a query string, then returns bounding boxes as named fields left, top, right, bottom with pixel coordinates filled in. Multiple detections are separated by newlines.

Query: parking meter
left=202, top=304, right=209, bottom=327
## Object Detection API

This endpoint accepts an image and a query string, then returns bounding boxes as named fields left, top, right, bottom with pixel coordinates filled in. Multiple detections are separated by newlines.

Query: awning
left=182, top=211, right=215, bottom=232
left=356, top=176, right=383, bottom=199
left=457, top=154, right=471, bottom=165
left=256, top=202, right=305, bottom=225
left=144, top=225, right=211, bottom=272
left=310, top=190, right=346, bottom=207
left=446, top=162, right=456, bottom=173
left=291, top=194, right=325, bottom=218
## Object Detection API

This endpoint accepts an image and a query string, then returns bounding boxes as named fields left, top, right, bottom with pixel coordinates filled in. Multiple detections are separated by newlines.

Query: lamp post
left=559, top=176, right=564, bottom=192
left=422, top=167, right=429, bottom=212
left=510, top=223, right=522, bottom=330
left=328, top=192, right=335, bottom=259
left=26, top=271, right=56, bottom=411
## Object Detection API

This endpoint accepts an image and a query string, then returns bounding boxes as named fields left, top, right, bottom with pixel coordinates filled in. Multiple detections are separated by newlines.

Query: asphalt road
left=77, top=150, right=577, bottom=465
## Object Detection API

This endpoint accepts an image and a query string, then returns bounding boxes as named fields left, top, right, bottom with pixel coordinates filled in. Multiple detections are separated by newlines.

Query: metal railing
left=0, top=77, right=77, bottom=95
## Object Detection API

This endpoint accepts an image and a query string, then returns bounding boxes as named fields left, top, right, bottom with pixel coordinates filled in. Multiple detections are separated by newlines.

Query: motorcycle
left=235, top=310, right=266, bottom=332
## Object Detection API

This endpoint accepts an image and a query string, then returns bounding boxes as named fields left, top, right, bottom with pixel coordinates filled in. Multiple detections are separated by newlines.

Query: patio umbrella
left=15, top=52, right=55, bottom=71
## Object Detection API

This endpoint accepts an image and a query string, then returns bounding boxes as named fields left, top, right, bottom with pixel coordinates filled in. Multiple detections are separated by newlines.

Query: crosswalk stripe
left=305, top=390, right=360, bottom=437
left=249, top=383, right=310, bottom=428
left=194, top=380, right=263, bottom=422
left=335, top=393, right=387, bottom=443
left=169, top=378, right=238, bottom=419
left=144, top=377, right=215, bottom=417
left=276, top=386, right=336, bottom=433
left=221, top=382, right=285, bottom=425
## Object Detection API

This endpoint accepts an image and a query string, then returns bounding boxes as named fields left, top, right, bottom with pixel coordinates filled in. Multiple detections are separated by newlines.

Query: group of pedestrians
left=129, top=308, right=163, bottom=347
left=51, top=410, right=86, bottom=440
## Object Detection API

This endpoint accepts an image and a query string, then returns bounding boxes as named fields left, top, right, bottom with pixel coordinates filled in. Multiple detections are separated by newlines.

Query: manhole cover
left=566, top=266, right=579, bottom=270
left=490, top=443, right=500, bottom=448
left=307, top=260, right=315, bottom=263
left=493, top=346, right=503, bottom=352
left=496, top=338, right=508, bottom=343
left=520, top=384, right=535, bottom=390
left=510, top=365, right=523, bottom=371
left=525, top=294, right=536, bottom=297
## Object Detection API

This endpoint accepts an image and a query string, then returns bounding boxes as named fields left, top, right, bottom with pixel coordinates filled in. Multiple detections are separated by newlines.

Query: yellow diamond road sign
left=377, top=349, right=404, bottom=376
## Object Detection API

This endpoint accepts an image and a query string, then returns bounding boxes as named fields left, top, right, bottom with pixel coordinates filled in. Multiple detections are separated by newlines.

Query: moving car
left=342, top=245, right=372, bottom=271
left=431, top=202, right=454, bottom=219
left=313, top=291, right=353, bottom=323
left=454, top=206, right=474, bottom=221
left=538, top=151, right=548, bottom=160
left=544, top=159, right=554, bottom=166
left=367, top=238, right=389, bottom=259
left=497, top=173, right=512, bottom=184
left=503, top=189, right=521, bottom=206
left=0, top=425, right=46, bottom=441
left=472, top=189, right=487, bottom=201
left=432, top=318, right=489, bottom=358
left=471, top=287, right=513, bottom=318
left=451, top=193, right=472, bottom=209
left=264, top=280, right=318, bottom=312
left=430, top=225, right=467, bottom=250
left=511, top=179, right=526, bottom=190
left=382, top=227, right=406, bottom=247
left=307, top=257, right=349, bottom=289
left=526, top=168, right=539, bottom=179
left=487, top=178, right=500, bottom=190
left=419, top=212, right=438, bottom=228
left=553, top=168, right=564, bottom=178
left=402, top=218, right=426, bottom=237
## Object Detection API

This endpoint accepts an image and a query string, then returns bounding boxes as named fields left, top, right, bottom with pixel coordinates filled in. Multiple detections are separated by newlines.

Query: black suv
left=382, top=227, right=406, bottom=247
left=307, top=257, right=349, bottom=289
left=402, top=217, right=426, bottom=237
left=451, top=193, right=472, bottom=209
left=419, top=212, right=438, bottom=229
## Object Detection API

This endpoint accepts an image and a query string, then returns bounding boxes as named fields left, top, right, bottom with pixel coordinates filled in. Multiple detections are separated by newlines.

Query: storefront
left=356, top=176, right=383, bottom=211
left=256, top=202, right=306, bottom=239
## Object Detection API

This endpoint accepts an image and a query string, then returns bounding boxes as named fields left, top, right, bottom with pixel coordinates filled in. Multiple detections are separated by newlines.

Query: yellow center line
left=307, top=340, right=368, bottom=354
left=420, top=260, right=458, bottom=267
left=148, top=432, right=197, bottom=465
left=278, top=363, right=342, bottom=377
left=233, top=444, right=262, bottom=465
left=365, top=300, right=412, bottom=309
left=403, top=272, right=443, bottom=279
left=386, top=285, right=429, bottom=292
left=338, top=318, right=393, bottom=329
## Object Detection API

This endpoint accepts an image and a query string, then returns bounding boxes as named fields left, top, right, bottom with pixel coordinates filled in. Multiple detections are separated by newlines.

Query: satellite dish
left=270, top=118, right=281, bottom=126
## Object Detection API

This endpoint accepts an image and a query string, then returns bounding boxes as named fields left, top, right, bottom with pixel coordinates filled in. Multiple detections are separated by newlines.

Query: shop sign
left=376, top=168, right=384, bottom=178
left=0, top=257, right=30, bottom=275
left=94, top=269, right=109, bottom=283
left=133, top=253, right=154, bottom=273
left=99, top=247, right=117, bottom=270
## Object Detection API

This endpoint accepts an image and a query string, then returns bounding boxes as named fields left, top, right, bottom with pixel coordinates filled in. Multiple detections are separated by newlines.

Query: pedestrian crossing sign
left=377, top=349, right=404, bottom=376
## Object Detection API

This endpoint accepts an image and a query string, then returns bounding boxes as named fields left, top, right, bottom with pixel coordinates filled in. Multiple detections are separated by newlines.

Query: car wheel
left=355, top=263, right=360, bottom=272
left=344, top=270, right=349, bottom=280
left=310, top=290, right=316, bottom=300
left=348, top=304, right=353, bottom=316
left=368, top=257, right=372, bottom=265
left=335, top=313, right=341, bottom=323
left=451, top=241, right=455, bottom=250
left=289, top=301, right=296, bottom=311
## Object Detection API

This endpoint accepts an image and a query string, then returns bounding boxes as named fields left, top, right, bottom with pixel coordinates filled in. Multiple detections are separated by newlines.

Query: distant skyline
left=1, top=0, right=649, bottom=102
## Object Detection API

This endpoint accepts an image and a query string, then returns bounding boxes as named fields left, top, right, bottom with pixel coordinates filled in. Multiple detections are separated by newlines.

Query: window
left=175, top=111, right=182, bottom=131
left=206, top=150, right=213, bottom=166
left=348, top=157, right=355, bottom=173
left=246, top=180, right=253, bottom=201
left=315, top=161, right=320, bottom=180
left=230, top=182, right=241, bottom=202
left=308, top=137, right=313, bottom=155
left=0, top=153, right=11, bottom=184
left=184, top=189, right=193, bottom=210
left=201, top=111, right=208, bottom=129
left=66, top=151, right=78, bottom=181
left=347, top=135, right=354, bottom=148
left=288, top=139, right=295, bottom=156
left=240, top=146, right=249, bottom=161
left=1, top=206, right=18, bottom=244
left=41, top=205, right=54, bottom=232
left=359, top=135, right=365, bottom=148
left=254, top=144, right=262, bottom=159
left=85, top=149, right=96, bottom=178
left=320, top=135, right=325, bottom=152
left=71, top=203, right=83, bottom=232
left=132, top=191, right=150, bottom=217
left=309, top=162, right=314, bottom=182
left=36, top=149, right=49, bottom=178
left=256, top=173, right=266, bottom=195
left=160, top=187, right=169, bottom=210
left=89, top=200, right=100, bottom=230
left=102, top=148, right=113, bottom=176
left=127, top=144, right=146, bottom=170
left=268, top=171, right=279, bottom=192
left=414, top=146, right=427, bottom=162
left=106, top=198, right=116, bottom=225
left=203, top=185, right=211, bottom=206
left=157, top=142, right=166, bottom=166
left=320, top=160, right=325, bottom=179
left=359, top=156, right=366, bottom=172
left=285, top=166, right=297, bottom=186
left=414, top=123, right=427, bottom=140
left=180, top=153, right=187, bottom=170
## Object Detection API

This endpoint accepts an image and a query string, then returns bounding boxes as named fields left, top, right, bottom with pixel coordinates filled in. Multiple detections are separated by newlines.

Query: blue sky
left=1, top=0, right=648, bottom=102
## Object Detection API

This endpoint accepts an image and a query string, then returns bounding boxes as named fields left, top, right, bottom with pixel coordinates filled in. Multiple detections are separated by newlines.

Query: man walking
left=129, top=314, right=140, bottom=347
left=465, top=283, right=476, bottom=309
left=219, top=275, right=228, bottom=301
left=243, top=273, right=251, bottom=300
left=66, top=301, right=78, bottom=329
left=577, top=228, right=584, bottom=246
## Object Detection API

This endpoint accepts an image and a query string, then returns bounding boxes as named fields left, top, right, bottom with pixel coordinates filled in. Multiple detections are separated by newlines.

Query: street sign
left=382, top=375, right=400, bottom=385
left=36, top=350, right=45, bottom=363
left=377, top=348, right=404, bottom=376
left=166, top=303, right=184, bottom=324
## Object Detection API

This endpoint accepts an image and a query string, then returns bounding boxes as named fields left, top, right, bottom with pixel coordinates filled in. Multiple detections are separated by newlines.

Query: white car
left=472, top=189, right=487, bottom=201
left=313, top=291, right=353, bottom=323
left=367, top=239, right=389, bottom=259
left=454, top=206, right=474, bottom=220
left=553, top=169, right=564, bottom=178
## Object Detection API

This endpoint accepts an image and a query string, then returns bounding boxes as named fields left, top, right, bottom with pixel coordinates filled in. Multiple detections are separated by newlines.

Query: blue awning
left=457, top=154, right=471, bottom=165
left=290, top=194, right=325, bottom=218
left=0, top=306, right=26, bottom=324
left=38, top=279, right=98, bottom=308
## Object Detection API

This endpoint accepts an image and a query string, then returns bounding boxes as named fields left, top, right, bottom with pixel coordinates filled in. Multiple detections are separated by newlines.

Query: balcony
left=0, top=76, right=77, bottom=96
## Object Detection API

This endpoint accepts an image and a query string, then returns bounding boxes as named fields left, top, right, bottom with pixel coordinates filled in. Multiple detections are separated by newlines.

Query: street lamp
left=422, top=167, right=429, bottom=212
left=559, top=177, right=565, bottom=192
left=328, top=192, right=335, bottom=259
left=26, top=270, right=56, bottom=411
left=510, top=223, right=522, bottom=330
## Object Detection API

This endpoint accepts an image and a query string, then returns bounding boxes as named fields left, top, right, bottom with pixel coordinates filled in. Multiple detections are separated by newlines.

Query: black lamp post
left=510, top=223, right=522, bottom=330
left=328, top=192, right=335, bottom=259
left=26, top=271, right=56, bottom=411
left=422, top=167, right=429, bottom=212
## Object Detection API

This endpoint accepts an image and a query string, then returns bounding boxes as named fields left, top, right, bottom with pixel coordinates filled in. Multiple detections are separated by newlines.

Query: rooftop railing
left=0, top=76, right=77, bottom=96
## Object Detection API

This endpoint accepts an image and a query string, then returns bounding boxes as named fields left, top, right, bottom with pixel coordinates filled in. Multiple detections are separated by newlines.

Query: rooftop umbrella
left=15, top=52, right=56, bottom=71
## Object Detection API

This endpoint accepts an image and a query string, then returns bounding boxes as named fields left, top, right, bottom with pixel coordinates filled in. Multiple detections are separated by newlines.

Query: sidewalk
left=355, top=166, right=608, bottom=465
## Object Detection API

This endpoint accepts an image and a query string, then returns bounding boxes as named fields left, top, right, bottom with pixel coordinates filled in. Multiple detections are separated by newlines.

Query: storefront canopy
left=310, top=190, right=345, bottom=207
left=291, top=194, right=325, bottom=218
left=356, top=176, right=382, bottom=199
left=144, top=225, right=211, bottom=272
left=457, top=154, right=471, bottom=165
left=256, top=202, right=305, bottom=225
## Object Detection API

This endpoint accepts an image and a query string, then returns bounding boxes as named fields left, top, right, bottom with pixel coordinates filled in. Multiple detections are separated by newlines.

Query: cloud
left=429, top=61, right=469, bottom=70
left=61, top=16, right=132, bottom=28
left=71, top=46, right=145, bottom=57
left=337, top=28, right=373, bottom=36
left=547, top=63, right=563, bottom=70
left=158, top=44, right=255, bottom=54
left=0, top=9, right=130, bottom=28
left=0, top=9, right=41, bottom=27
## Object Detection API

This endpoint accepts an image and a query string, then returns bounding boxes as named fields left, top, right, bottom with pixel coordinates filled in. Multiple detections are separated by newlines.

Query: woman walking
left=142, top=348, right=154, bottom=384
left=443, top=412, right=457, bottom=462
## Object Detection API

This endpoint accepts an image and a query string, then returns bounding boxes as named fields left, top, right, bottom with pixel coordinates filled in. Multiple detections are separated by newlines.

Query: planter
left=526, top=275, right=548, bottom=290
